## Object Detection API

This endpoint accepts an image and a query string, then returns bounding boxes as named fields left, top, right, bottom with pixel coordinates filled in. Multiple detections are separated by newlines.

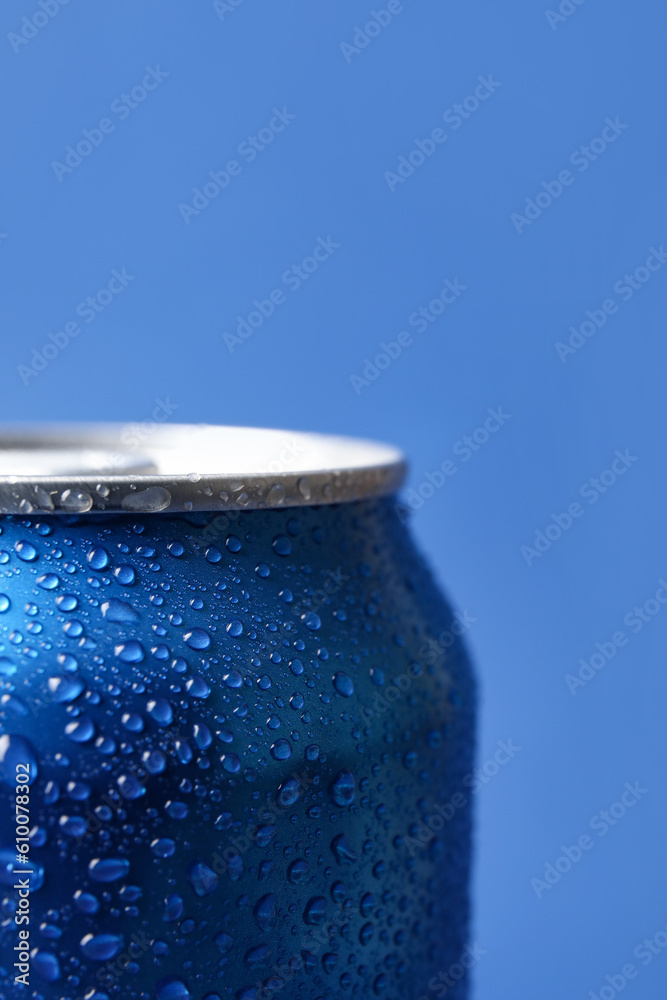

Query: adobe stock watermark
left=255, top=436, right=309, bottom=475
left=545, top=0, right=588, bottom=31
left=213, top=0, right=246, bottom=20
left=416, top=943, right=487, bottom=1000
left=250, top=900, right=348, bottom=999
left=51, top=67, right=169, bottom=182
left=511, top=117, right=628, bottom=234
left=183, top=436, right=312, bottom=552
left=69, top=735, right=192, bottom=845
left=394, top=407, right=511, bottom=521
left=8, top=0, right=71, bottom=55
left=179, top=107, right=296, bottom=224
left=520, top=449, right=638, bottom=567
left=118, top=400, right=180, bottom=451
left=203, top=767, right=318, bottom=881
left=350, top=276, right=467, bottom=393
left=179, top=773, right=360, bottom=1000
left=365, top=609, right=477, bottom=720
left=565, top=579, right=667, bottom=694
left=340, top=0, right=411, bottom=63
left=404, top=739, right=521, bottom=856
left=92, top=931, right=151, bottom=991
left=82, top=398, right=180, bottom=476
left=223, top=236, right=339, bottom=352
left=418, top=610, right=478, bottom=666
left=17, top=268, right=135, bottom=386
left=588, top=919, right=667, bottom=1000
left=384, top=75, right=501, bottom=192
left=530, top=781, right=648, bottom=898
left=290, top=567, right=350, bottom=623
left=555, top=245, right=667, bottom=362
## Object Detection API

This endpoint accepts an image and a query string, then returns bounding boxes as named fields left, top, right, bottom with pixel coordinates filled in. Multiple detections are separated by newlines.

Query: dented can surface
left=0, top=425, right=475, bottom=1000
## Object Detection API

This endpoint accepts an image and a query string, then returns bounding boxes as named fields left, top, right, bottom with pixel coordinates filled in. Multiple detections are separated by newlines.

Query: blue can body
left=0, top=498, right=475, bottom=999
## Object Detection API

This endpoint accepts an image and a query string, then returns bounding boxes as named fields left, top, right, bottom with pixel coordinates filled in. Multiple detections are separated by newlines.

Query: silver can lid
left=0, top=424, right=407, bottom=515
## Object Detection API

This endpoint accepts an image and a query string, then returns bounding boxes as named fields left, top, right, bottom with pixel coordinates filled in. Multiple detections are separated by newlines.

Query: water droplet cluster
left=0, top=500, right=474, bottom=998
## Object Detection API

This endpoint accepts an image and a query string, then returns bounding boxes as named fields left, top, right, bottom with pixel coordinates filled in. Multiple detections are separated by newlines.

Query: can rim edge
left=0, top=423, right=408, bottom=514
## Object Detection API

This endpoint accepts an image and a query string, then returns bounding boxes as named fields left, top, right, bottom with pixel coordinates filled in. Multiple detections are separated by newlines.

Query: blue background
left=1, top=1, right=666, bottom=996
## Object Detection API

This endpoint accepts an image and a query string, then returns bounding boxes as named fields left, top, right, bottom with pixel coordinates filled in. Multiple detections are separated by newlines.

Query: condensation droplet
left=80, top=933, right=124, bottom=961
left=114, top=565, right=136, bottom=586
left=155, top=976, right=192, bottom=1000
left=214, top=931, right=233, bottom=953
left=287, top=859, right=309, bottom=884
left=277, top=778, right=300, bottom=807
left=303, top=896, right=326, bottom=925
left=220, top=753, right=240, bottom=774
left=88, top=858, right=130, bottom=882
left=270, top=739, right=292, bottom=761
left=31, top=950, right=60, bottom=982
left=15, top=540, right=38, bottom=562
left=272, top=535, right=292, bottom=556
left=0, top=734, right=38, bottom=786
left=187, top=860, right=219, bottom=897
left=253, top=893, right=276, bottom=931
left=162, top=894, right=183, bottom=922
left=87, top=547, right=110, bottom=571
left=118, top=774, right=145, bottom=800
left=121, top=486, right=172, bottom=512
left=267, top=483, right=286, bottom=506
left=185, top=675, right=210, bottom=698
left=330, top=770, right=355, bottom=807
left=0, top=657, right=16, bottom=677
left=147, top=698, right=173, bottom=726
left=114, top=641, right=145, bottom=664
left=184, top=628, right=211, bottom=650
left=102, top=599, right=140, bottom=624
left=331, top=833, right=357, bottom=865
left=64, top=717, right=95, bottom=743
left=151, top=838, right=176, bottom=858
left=333, top=672, right=354, bottom=697
left=74, top=891, right=99, bottom=913
left=60, top=489, right=93, bottom=512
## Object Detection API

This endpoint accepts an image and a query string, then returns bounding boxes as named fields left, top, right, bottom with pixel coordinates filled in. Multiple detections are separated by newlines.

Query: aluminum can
left=0, top=425, right=475, bottom=1000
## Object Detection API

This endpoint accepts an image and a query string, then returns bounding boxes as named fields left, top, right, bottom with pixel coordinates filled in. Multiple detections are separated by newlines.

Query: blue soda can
left=0, top=425, right=475, bottom=1000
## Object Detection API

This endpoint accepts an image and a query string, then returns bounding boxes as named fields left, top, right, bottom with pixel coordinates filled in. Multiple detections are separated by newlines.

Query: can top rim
left=0, top=423, right=407, bottom=515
